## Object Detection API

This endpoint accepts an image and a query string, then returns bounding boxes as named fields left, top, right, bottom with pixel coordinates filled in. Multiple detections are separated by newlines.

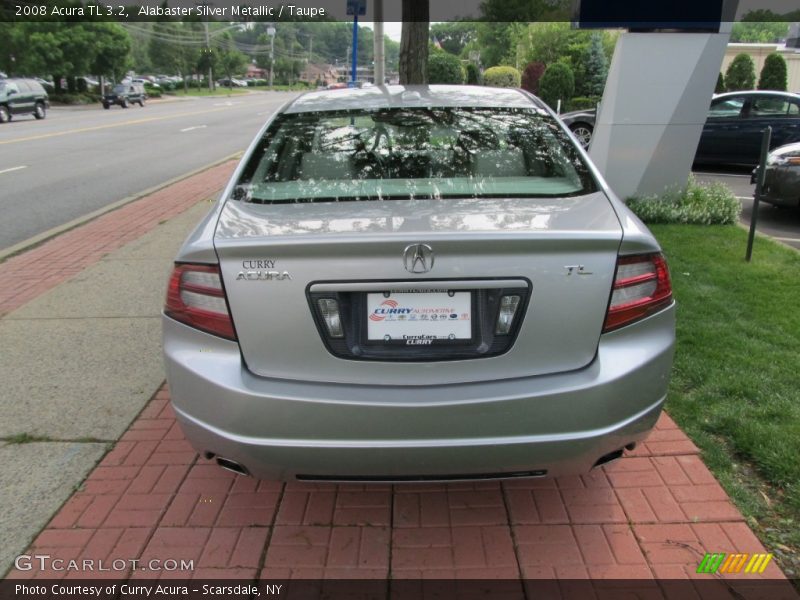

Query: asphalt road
left=693, top=167, right=800, bottom=251
left=0, top=91, right=299, bottom=253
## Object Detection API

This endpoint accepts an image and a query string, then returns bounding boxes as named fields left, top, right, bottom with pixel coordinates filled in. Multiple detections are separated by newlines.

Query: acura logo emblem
left=403, top=244, right=434, bottom=273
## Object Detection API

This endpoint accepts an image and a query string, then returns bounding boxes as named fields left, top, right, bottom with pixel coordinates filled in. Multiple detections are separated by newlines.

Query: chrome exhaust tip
left=215, top=456, right=250, bottom=476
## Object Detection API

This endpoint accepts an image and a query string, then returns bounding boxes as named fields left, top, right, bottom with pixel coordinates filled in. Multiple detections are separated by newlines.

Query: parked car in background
left=163, top=85, right=675, bottom=481
left=695, top=91, right=800, bottom=166
left=559, top=108, right=596, bottom=149
left=0, top=78, right=49, bottom=123
left=751, top=142, right=800, bottom=208
left=217, top=78, right=248, bottom=88
left=102, top=82, right=146, bottom=109
left=559, top=91, right=800, bottom=166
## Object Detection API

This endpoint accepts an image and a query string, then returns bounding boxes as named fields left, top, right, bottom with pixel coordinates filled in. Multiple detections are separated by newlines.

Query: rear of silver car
left=162, top=86, right=675, bottom=481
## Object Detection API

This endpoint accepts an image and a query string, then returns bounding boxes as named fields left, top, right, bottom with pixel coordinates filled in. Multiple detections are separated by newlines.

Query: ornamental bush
left=465, top=62, right=480, bottom=85
left=539, top=62, right=575, bottom=111
left=521, top=61, right=545, bottom=95
left=483, top=66, right=521, bottom=88
left=725, top=53, right=756, bottom=91
left=626, top=177, right=741, bottom=225
left=427, top=51, right=465, bottom=84
left=758, top=53, right=788, bottom=91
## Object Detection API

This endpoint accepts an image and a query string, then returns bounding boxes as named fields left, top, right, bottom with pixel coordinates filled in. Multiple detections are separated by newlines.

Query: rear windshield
left=233, top=107, right=597, bottom=203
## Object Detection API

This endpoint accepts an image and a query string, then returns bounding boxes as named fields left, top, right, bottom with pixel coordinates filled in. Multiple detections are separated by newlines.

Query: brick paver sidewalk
left=7, top=385, right=794, bottom=598
left=0, top=159, right=236, bottom=318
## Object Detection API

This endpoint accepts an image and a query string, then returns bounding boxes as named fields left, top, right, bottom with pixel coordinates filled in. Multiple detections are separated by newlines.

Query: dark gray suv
left=0, top=78, right=49, bottom=123
left=102, top=83, right=146, bottom=109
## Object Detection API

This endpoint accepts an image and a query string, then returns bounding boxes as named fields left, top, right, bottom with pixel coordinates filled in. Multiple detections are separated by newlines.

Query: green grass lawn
left=652, top=224, right=800, bottom=577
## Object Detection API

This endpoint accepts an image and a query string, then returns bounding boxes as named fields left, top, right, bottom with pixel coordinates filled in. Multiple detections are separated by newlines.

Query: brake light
left=165, top=264, right=236, bottom=340
left=603, top=253, right=672, bottom=332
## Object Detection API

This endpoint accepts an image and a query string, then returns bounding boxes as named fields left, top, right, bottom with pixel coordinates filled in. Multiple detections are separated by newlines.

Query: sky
left=360, top=22, right=404, bottom=42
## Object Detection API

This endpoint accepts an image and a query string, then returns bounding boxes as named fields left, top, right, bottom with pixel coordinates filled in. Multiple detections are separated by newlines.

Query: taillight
left=165, top=263, right=236, bottom=340
left=603, top=253, right=672, bottom=332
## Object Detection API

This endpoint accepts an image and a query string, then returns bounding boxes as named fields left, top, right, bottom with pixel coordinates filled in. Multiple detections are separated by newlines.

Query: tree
left=731, top=13, right=789, bottom=43
left=521, top=61, right=545, bottom=95
left=584, top=32, right=608, bottom=97
left=427, top=49, right=464, bottom=84
left=539, top=62, right=575, bottom=111
left=429, top=22, right=477, bottom=56
left=715, top=72, right=725, bottom=94
left=758, top=53, right=788, bottom=91
left=217, top=33, right=248, bottom=83
left=90, top=23, right=132, bottom=91
left=725, top=53, right=756, bottom=91
left=399, top=0, right=429, bottom=84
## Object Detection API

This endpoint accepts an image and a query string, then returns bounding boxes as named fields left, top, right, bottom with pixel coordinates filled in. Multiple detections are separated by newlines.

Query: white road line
left=0, top=165, right=27, bottom=175
left=212, top=101, right=241, bottom=107
left=180, top=125, right=207, bottom=132
left=736, top=196, right=753, bottom=201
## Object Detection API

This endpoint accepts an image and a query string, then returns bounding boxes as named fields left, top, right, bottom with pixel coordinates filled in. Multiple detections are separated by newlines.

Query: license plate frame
left=365, top=290, right=474, bottom=345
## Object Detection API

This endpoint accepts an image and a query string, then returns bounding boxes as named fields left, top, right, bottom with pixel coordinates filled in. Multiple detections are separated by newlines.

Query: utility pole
left=196, top=0, right=214, bottom=91
left=267, top=25, right=276, bottom=88
left=373, top=0, right=384, bottom=85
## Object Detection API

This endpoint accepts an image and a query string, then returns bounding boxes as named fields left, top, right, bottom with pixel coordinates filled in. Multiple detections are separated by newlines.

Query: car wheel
left=102, top=103, right=110, bottom=110
left=121, top=99, right=128, bottom=108
left=139, top=99, right=145, bottom=107
left=0, top=105, right=9, bottom=123
left=569, top=123, right=593, bottom=149
left=34, top=102, right=46, bottom=120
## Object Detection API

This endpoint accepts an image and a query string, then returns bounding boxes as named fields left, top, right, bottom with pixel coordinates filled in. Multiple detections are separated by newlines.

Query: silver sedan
left=163, top=85, right=675, bottom=481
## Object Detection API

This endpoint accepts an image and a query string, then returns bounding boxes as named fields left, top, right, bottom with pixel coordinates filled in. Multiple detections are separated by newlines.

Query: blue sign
left=346, top=0, right=366, bottom=16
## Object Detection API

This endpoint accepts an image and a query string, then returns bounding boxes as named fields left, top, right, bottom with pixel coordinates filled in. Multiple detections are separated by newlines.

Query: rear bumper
left=163, top=304, right=675, bottom=480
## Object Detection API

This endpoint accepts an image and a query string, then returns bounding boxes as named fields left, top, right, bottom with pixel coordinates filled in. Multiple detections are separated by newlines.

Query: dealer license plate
left=366, top=291, right=472, bottom=343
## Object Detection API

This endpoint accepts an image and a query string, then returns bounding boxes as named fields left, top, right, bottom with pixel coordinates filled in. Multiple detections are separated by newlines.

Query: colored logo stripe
left=697, top=553, right=773, bottom=574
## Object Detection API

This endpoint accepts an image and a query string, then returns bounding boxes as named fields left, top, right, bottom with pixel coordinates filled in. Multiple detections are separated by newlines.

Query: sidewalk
left=0, top=166, right=796, bottom=597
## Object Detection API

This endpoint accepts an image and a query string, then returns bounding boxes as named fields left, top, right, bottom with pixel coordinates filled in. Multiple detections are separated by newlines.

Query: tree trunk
left=399, top=0, right=429, bottom=85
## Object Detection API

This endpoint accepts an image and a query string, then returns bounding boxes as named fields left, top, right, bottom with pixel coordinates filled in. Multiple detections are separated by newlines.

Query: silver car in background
left=163, top=85, right=675, bottom=481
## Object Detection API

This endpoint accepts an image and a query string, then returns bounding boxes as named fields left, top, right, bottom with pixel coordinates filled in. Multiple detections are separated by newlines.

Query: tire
left=0, top=105, right=9, bottom=123
left=121, top=99, right=129, bottom=108
left=569, top=123, right=593, bottom=149
left=139, top=99, right=145, bottom=107
left=103, top=103, right=110, bottom=110
left=34, top=102, right=46, bottom=120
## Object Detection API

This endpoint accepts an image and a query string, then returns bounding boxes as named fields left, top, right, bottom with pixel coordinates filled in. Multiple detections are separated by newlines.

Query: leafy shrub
left=144, top=84, right=162, bottom=98
left=715, top=72, right=726, bottom=93
left=626, top=177, right=741, bottom=225
left=725, top=53, right=756, bottom=91
left=465, top=63, right=480, bottom=85
left=483, top=66, right=521, bottom=88
left=568, top=96, right=600, bottom=111
left=428, top=51, right=464, bottom=84
left=539, top=62, right=575, bottom=111
left=521, top=61, right=545, bottom=95
left=758, top=53, right=788, bottom=91
left=50, top=92, right=98, bottom=105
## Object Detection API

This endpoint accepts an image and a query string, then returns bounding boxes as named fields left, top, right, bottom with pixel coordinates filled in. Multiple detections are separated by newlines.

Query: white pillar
left=373, top=0, right=385, bottom=85
left=589, top=25, right=733, bottom=199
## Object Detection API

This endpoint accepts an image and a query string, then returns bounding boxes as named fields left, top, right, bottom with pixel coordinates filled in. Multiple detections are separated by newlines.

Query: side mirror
left=7, top=89, right=17, bottom=96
